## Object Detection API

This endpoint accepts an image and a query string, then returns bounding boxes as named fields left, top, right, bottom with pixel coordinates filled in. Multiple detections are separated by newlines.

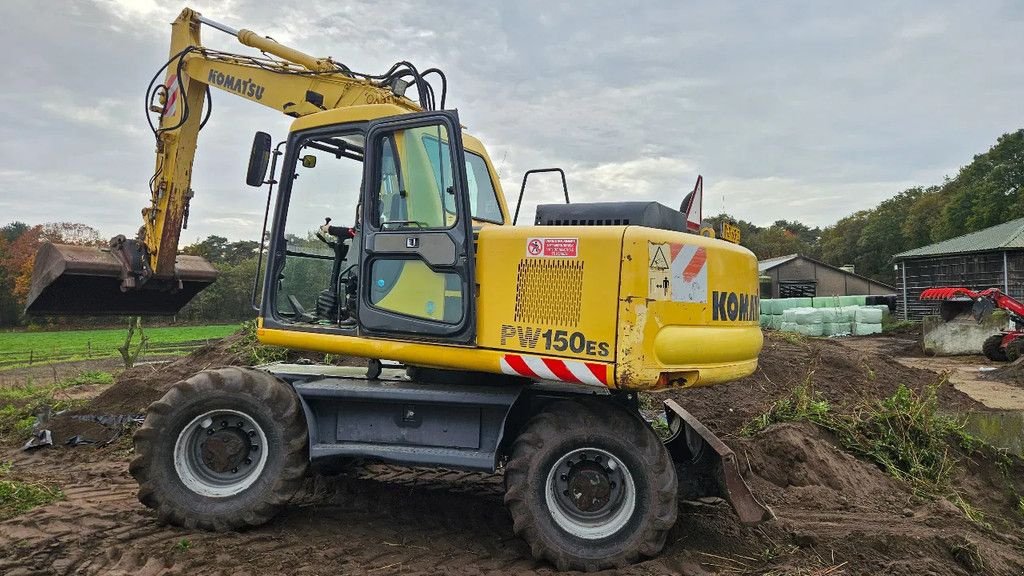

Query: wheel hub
left=201, top=427, right=251, bottom=473
left=545, top=447, right=636, bottom=539
left=565, top=461, right=612, bottom=513
left=174, top=409, right=268, bottom=498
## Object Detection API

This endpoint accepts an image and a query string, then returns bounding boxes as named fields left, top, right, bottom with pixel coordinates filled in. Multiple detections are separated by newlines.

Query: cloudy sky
left=2, top=0, right=1022, bottom=243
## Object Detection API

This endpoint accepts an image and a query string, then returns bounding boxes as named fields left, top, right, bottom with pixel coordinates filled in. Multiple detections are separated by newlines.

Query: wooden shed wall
left=763, top=257, right=895, bottom=298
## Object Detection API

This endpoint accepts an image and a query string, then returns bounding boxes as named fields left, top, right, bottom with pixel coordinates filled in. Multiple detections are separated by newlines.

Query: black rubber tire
left=982, top=334, right=1008, bottom=362
left=129, top=367, right=309, bottom=531
left=1005, top=339, right=1024, bottom=363
left=503, top=400, right=678, bottom=572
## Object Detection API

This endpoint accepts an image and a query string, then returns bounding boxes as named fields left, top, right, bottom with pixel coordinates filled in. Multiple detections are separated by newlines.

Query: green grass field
left=0, top=324, right=241, bottom=370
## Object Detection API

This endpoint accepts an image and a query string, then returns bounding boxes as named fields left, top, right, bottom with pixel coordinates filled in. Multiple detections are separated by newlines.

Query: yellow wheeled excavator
left=26, top=8, right=771, bottom=571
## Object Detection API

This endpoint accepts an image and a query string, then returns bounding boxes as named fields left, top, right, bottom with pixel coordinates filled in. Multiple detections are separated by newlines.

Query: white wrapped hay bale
left=794, top=323, right=824, bottom=337
left=773, top=298, right=810, bottom=314
left=780, top=321, right=799, bottom=333
left=819, top=308, right=841, bottom=323
left=781, top=308, right=798, bottom=322
left=823, top=322, right=852, bottom=336
left=853, top=323, right=882, bottom=336
left=813, top=296, right=841, bottom=309
left=869, top=304, right=891, bottom=316
left=768, top=315, right=783, bottom=330
left=793, top=308, right=823, bottom=325
left=761, top=299, right=773, bottom=314
left=854, top=307, right=884, bottom=324
left=837, top=306, right=858, bottom=322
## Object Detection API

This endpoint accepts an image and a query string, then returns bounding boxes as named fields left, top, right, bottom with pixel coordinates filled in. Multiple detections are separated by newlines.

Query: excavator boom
left=26, top=8, right=423, bottom=316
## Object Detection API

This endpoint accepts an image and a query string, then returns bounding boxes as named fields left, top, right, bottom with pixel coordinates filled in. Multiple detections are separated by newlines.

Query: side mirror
left=246, top=131, right=272, bottom=187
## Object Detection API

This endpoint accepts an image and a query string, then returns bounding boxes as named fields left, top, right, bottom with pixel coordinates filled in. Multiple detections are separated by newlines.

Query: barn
left=892, top=216, right=1024, bottom=320
left=758, top=254, right=895, bottom=299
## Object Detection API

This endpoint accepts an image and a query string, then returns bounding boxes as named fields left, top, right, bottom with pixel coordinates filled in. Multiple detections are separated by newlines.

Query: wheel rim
left=545, top=447, right=636, bottom=539
left=173, top=409, right=269, bottom=498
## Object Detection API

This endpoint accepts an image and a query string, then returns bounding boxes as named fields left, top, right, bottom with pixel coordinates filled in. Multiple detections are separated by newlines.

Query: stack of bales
left=760, top=297, right=811, bottom=330
left=760, top=296, right=888, bottom=336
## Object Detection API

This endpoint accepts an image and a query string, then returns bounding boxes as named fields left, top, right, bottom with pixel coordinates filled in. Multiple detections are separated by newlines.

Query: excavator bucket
left=662, top=399, right=774, bottom=525
left=25, top=243, right=217, bottom=316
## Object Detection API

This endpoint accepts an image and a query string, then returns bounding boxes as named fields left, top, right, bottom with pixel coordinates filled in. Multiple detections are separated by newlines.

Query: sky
left=1, top=0, right=1022, bottom=243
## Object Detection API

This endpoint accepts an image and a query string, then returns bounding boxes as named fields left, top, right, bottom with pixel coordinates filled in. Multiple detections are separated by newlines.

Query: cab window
left=422, top=136, right=503, bottom=223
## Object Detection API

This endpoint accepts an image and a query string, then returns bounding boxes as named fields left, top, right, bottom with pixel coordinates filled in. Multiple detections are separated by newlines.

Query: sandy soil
left=1, top=333, right=1022, bottom=575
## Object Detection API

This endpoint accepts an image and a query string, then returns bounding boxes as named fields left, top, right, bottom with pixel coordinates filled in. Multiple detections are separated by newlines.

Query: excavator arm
left=26, top=8, right=427, bottom=316
left=144, top=8, right=421, bottom=278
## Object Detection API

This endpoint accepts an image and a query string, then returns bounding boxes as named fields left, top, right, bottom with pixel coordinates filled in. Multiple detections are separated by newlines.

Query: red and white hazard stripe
left=164, top=73, right=180, bottom=117
left=499, top=354, right=609, bottom=387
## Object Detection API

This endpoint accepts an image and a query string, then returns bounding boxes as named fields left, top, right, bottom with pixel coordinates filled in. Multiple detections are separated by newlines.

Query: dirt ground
left=1, top=332, right=1023, bottom=575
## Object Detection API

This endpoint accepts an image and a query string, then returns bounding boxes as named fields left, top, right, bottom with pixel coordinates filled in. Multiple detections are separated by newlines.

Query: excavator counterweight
left=26, top=242, right=216, bottom=316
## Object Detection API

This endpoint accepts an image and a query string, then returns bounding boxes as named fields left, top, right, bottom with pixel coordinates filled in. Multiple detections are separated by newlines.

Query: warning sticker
left=647, top=242, right=709, bottom=303
left=649, top=245, right=670, bottom=270
left=526, top=237, right=578, bottom=258
left=648, top=243, right=671, bottom=300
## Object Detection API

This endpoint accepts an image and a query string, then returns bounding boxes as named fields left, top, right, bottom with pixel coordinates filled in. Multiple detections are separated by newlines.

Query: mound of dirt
left=85, top=331, right=253, bottom=415
left=665, top=332, right=980, bottom=435
left=982, top=356, right=1024, bottom=387
left=719, top=421, right=1024, bottom=575
left=35, top=332, right=253, bottom=447
left=43, top=329, right=367, bottom=446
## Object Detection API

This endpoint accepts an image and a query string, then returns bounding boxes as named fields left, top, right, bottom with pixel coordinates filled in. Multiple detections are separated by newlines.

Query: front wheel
left=129, top=367, right=309, bottom=530
left=982, top=334, right=1008, bottom=362
left=504, top=400, right=678, bottom=572
left=1005, top=338, right=1024, bottom=363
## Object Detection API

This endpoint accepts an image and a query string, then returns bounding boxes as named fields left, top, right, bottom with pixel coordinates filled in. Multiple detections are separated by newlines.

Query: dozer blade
left=25, top=243, right=217, bottom=316
left=662, top=399, right=774, bottom=525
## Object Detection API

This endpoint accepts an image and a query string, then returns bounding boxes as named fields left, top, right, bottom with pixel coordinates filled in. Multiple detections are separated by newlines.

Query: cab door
left=358, top=111, right=475, bottom=343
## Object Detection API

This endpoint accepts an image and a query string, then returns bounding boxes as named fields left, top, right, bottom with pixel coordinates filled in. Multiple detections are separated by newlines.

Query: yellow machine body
left=257, top=105, right=762, bottom=391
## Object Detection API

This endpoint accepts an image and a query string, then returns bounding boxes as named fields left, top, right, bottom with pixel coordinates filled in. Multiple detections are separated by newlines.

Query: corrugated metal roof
left=758, top=254, right=798, bottom=272
left=893, top=217, right=1024, bottom=259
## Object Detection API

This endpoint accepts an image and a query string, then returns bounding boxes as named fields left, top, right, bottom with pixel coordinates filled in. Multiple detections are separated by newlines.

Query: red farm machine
left=920, top=287, right=1024, bottom=361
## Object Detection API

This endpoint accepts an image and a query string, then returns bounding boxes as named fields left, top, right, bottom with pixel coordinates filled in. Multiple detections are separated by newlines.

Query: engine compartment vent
left=514, top=259, right=584, bottom=326
left=535, top=201, right=687, bottom=233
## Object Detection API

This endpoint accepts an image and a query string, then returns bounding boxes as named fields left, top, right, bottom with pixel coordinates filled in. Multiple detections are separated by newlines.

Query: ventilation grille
left=514, top=259, right=584, bottom=326
left=540, top=218, right=631, bottom=226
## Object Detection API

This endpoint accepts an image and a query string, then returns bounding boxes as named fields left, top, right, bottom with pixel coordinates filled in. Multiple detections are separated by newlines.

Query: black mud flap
left=25, top=243, right=217, bottom=316
left=662, top=399, right=774, bottom=525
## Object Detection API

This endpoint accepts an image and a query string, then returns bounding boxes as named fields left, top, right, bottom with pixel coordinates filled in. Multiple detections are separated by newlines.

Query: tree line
left=706, top=129, right=1023, bottom=283
left=1, top=129, right=1019, bottom=326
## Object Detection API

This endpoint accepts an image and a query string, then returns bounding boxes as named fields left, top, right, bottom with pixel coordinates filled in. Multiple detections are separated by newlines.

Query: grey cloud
left=0, top=0, right=1021, bottom=242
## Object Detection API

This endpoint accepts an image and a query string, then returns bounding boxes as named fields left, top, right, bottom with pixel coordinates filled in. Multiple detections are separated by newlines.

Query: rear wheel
left=1005, top=339, right=1024, bottom=362
left=982, top=334, right=1008, bottom=362
left=504, top=400, right=677, bottom=572
left=130, top=367, right=308, bottom=530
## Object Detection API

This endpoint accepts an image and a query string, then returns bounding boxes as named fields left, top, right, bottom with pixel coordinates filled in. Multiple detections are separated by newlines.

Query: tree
left=184, top=236, right=260, bottom=266
left=41, top=222, right=104, bottom=246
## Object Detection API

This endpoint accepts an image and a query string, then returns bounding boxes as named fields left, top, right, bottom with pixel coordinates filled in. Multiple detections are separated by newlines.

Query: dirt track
left=2, top=333, right=1023, bottom=575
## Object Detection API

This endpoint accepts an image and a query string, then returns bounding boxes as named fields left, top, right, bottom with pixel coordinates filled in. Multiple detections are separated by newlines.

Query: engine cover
left=535, top=202, right=687, bottom=233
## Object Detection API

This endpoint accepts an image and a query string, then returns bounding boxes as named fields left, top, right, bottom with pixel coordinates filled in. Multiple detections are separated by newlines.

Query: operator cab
left=249, top=109, right=504, bottom=344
